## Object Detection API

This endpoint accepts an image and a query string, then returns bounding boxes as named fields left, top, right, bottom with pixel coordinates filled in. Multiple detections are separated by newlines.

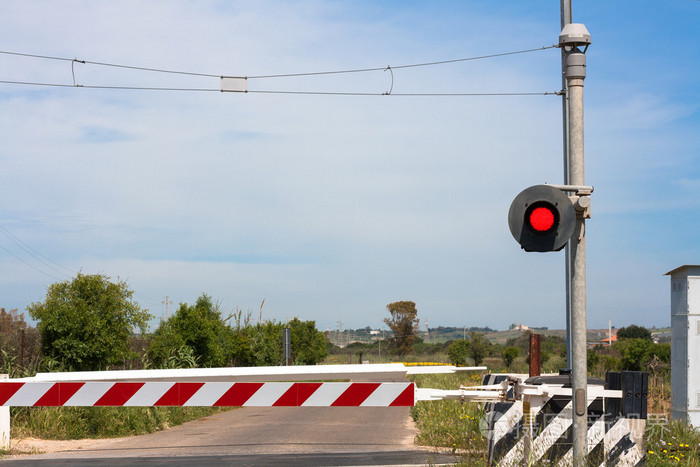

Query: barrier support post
left=0, top=374, right=9, bottom=450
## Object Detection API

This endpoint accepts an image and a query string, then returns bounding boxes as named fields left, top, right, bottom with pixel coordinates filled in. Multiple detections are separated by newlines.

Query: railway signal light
left=508, top=185, right=576, bottom=252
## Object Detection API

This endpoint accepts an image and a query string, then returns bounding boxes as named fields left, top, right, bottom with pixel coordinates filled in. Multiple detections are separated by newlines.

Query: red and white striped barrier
left=0, top=382, right=415, bottom=407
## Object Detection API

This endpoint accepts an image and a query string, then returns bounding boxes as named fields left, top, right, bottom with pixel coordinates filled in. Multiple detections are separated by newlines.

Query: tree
left=244, top=319, right=328, bottom=366
left=288, top=318, right=328, bottom=365
left=587, top=349, right=600, bottom=372
left=383, top=301, right=419, bottom=355
left=468, top=331, right=488, bottom=366
left=613, top=338, right=670, bottom=372
left=448, top=340, right=469, bottom=366
left=616, top=325, right=652, bottom=341
left=246, top=321, right=283, bottom=366
left=0, top=308, right=40, bottom=375
left=503, top=346, right=520, bottom=369
left=149, top=294, right=244, bottom=368
left=27, top=273, right=151, bottom=371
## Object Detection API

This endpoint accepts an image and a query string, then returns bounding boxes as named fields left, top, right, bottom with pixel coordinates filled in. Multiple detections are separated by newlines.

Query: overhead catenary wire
left=248, top=90, right=558, bottom=97
left=0, top=80, right=220, bottom=92
left=0, top=45, right=560, bottom=96
left=0, top=50, right=219, bottom=78
left=0, top=225, right=74, bottom=277
left=0, top=45, right=556, bottom=79
left=0, top=242, right=65, bottom=282
left=0, top=80, right=559, bottom=96
left=246, top=45, right=558, bottom=79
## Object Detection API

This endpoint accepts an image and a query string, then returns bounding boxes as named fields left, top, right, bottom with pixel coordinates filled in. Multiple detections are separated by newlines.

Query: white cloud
left=1, top=1, right=698, bottom=331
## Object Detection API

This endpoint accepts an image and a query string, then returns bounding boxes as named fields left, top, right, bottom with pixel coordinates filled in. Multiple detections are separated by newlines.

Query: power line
left=0, top=45, right=559, bottom=96
left=0, top=226, right=74, bottom=277
left=249, top=90, right=558, bottom=97
left=0, top=45, right=556, bottom=80
left=0, top=80, right=219, bottom=92
left=0, top=50, right=219, bottom=78
left=247, top=46, right=558, bottom=79
left=0, top=242, right=65, bottom=281
left=0, top=80, right=559, bottom=97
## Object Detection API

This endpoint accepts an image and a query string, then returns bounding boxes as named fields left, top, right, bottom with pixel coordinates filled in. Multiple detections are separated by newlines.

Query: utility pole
left=162, top=296, right=173, bottom=320
left=561, top=0, right=573, bottom=371
left=560, top=22, right=591, bottom=465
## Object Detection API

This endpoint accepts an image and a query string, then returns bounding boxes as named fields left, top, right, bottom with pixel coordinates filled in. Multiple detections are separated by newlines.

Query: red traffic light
left=508, top=185, right=576, bottom=252
left=527, top=204, right=557, bottom=233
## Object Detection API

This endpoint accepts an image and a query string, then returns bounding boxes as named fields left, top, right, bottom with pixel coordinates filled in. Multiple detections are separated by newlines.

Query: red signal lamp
left=508, top=185, right=576, bottom=252
left=527, top=204, right=557, bottom=233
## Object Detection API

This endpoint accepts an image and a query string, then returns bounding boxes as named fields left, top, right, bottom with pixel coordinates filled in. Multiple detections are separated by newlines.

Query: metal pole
left=566, top=47, right=588, bottom=465
left=529, top=333, right=541, bottom=377
left=20, top=328, right=25, bottom=371
left=283, top=327, right=292, bottom=366
left=561, top=0, right=573, bottom=371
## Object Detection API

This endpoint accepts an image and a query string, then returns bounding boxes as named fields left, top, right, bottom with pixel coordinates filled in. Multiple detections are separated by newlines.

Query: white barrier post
left=0, top=374, right=9, bottom=450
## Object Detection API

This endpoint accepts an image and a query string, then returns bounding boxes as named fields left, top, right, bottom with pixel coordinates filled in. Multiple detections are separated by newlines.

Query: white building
left=666, top=265, right=700, bottom=427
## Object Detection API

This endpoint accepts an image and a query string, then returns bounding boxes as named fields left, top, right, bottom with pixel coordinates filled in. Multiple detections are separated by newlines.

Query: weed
left=409, top=369, right=700, bottom=466
left=409, top=372, right=490, bottom=465
left=10, top=406, right=228, bottom=440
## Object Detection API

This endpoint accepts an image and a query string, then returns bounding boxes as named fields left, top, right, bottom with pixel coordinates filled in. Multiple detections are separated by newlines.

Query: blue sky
left=1, top=1, right=698, bottom=332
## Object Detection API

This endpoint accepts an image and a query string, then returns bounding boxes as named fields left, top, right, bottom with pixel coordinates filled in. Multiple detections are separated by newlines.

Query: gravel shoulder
left=4, top=436, right=129, bottom=457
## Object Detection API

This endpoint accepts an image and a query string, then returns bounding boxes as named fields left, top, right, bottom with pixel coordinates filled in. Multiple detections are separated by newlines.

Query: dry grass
left=409, top=369, right=700, bottom=466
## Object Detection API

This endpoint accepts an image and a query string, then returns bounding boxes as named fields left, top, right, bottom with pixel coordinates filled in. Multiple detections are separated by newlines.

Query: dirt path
left=5, top=436, right=129, bottom=457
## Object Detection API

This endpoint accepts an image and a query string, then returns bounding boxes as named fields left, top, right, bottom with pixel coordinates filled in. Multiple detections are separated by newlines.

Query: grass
left=322, top=353, right=452, bottom=365
left=646, top=419, right=700, bottom=466
left=409, top=372, right=490, bottom=465
left=10, top=406, right=229, bottom=440
left=409, top=369, right=700, bottom=466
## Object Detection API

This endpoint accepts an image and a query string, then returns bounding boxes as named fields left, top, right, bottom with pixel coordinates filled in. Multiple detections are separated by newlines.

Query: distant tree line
left=431, top=326, right=497, bottom=334
left=5, top=275, right=671, bottom=380
left=3, top=273, right=327, bottom=376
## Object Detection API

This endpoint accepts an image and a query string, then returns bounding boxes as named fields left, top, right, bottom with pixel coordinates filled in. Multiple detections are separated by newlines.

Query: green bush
left=502, top=346, right=519, bottom=369
left=11, top=406, right=226, bottom=440
left=410, top=372, right=488, bottom=463
left=613, top=339, right=670, bottom=372
left=27, top=274, right=151, bottom=371
left=447, top=340, right=468, bottom=366
left=149, top=294, right=240, bottom=368
left=617, top=324, right=652, bottom=341
left=149, top=295, right=327, bottom=368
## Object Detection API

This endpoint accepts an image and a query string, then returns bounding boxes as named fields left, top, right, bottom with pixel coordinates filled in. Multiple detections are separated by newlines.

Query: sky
left=0, top=1, right=698, bottom=333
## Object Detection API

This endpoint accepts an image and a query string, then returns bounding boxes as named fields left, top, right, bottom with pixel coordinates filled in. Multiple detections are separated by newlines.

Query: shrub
left=502, top=346, right=520, bottom=369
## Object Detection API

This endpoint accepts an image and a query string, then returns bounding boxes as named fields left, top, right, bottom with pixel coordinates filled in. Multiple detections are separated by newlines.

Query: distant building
left=599, top=335, right=617, bottom=345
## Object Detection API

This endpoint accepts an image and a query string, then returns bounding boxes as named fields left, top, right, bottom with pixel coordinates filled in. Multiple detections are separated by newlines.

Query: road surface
left=3, top=406, right=460, bottom=465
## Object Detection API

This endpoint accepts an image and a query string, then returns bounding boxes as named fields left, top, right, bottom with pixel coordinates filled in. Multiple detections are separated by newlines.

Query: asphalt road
left=2, top=406, right=460, bottom=466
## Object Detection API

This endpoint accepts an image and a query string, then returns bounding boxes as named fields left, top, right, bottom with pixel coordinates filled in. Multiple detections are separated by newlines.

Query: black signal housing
left=508, top=185, right=576, bottom=252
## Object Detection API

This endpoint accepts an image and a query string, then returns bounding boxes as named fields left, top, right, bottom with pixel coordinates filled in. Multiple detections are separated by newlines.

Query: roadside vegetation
left=409, top=372, right=488, bottom=465
left=2, top=279, right=699, bottom=464
left=339, top=317, right=697, bottom=465
left=1, top=273, right=328, bottom=443
left=10, top=406, right=222, bottom=440
left=403, top=326, right=698, bottom=466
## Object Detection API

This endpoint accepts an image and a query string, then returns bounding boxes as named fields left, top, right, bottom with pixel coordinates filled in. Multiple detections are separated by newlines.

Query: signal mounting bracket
left=545, top=184, right=593, bottom=219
